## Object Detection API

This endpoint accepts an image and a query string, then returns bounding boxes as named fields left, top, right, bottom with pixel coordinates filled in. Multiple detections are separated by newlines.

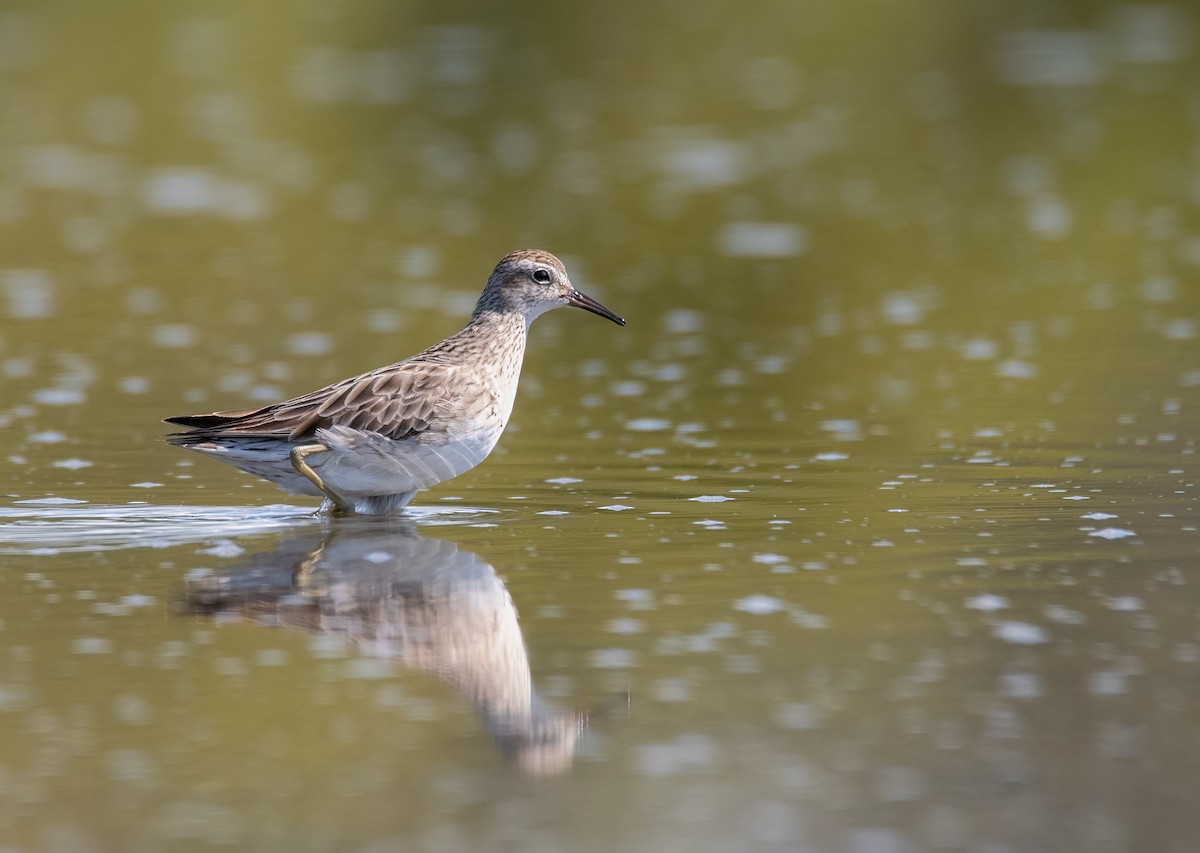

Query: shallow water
left=3, top=2, right=1200, bottom=851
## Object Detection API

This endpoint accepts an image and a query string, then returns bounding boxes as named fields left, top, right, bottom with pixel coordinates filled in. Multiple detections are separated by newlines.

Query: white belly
left=312, top=423, right=503, bottom=497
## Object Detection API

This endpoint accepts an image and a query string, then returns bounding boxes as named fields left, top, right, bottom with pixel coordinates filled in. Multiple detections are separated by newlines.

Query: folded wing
left=165, top=363, right=458, bottom=444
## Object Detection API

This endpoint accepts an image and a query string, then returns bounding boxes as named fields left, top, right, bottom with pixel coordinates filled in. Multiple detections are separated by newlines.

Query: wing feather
left=164, top=362, right=461, bottom=444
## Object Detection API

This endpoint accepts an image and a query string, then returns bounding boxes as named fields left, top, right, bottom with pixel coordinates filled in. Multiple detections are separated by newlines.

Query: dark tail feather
left=163, top=408, right=262, bottom=430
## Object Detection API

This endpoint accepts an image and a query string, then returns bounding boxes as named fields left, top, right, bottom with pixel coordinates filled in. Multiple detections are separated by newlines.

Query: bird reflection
left=181, top=523, right=583, bottom=776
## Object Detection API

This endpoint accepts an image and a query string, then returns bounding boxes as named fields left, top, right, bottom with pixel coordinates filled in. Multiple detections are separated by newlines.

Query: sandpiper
left=165, top=249, right=625, bottom=515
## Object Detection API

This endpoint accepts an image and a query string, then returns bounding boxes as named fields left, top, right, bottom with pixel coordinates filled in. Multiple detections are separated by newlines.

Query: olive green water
left=2, top=1, right=1200, bottom=850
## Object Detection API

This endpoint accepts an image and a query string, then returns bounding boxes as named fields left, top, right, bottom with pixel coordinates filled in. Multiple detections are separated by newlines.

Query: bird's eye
left=532, top=268, right=552, bottom=284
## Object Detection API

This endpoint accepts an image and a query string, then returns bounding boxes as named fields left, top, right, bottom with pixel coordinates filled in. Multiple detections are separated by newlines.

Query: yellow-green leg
left=293, top=535, right=330, bottom=591
left=289, top=443, right=356, bottom=515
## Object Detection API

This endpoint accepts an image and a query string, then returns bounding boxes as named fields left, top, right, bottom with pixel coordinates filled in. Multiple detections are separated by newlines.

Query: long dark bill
left=567, top=289, right=626, bottom=326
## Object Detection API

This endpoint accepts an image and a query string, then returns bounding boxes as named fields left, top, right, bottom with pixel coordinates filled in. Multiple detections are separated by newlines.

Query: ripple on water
left=0, top=502, right=500, bottom=554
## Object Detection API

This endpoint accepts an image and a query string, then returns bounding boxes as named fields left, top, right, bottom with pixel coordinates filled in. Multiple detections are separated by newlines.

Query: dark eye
left=532, top=268, right=552, bottom=284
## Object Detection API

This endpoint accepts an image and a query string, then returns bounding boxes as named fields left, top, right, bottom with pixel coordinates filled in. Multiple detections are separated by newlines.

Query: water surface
left=2, top=2, right=1200, bottom=850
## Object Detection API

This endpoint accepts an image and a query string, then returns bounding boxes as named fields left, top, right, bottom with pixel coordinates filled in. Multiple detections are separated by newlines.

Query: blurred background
left=2, top=1, right=1200, bottom=851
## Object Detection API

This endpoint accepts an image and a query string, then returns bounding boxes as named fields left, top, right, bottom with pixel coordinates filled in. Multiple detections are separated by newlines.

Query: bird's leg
left=293, top=535, right=331, bottom=591
left=289, top=443, right=356, bottom=515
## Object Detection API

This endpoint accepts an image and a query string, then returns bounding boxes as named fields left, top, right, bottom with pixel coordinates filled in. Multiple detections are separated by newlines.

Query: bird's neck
left=460, top=310, right=529, bottom=427
left=458, top=308, right=529, bottom=376
left=465, top=306, right=529, bottom=341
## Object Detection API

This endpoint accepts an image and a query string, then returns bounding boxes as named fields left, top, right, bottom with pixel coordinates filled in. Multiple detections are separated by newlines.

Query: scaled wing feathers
left=165, top=363, right=460, bottom=443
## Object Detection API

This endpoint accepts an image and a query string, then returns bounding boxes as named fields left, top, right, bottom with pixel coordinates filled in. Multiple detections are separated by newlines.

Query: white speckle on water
left=600, top=504, right=634, bottom=511
left=362, top=551, right=394, bottom=564
left=366, top=308, right=402, bottom=334
left=142, top=168, right=216, bottom=213
left=1027, top=195, right=1072, bottom=239
left=751, top=553, right=789, bottom=566
left=15, top=496, right=87, bottom=505
left=996, top=359, right=1038, bottom=379
left=689, top=495, right=732, bottom=503
left=694, top=519, right=726, bottom=529
left=113, top=695, right=152, bottom=726
left=755, top=355, right=788, bottom=374
left=965, top=594, right=1009, bottom=612
left=1163, top=318, right=1196, bottom=340
left=286, top=331, right=332, bottom=356
left=344, top=658, right=393, bottom=680
left=734, top=595, right=787, bottom=615
left=152, top=324, right=196, bottom=348
left=876, top=765, right=926, bottom=802
left=537, top=510, right=570, bottom=516
left=1089, top=527, right=1136, bottom=540
left=962, top=339, right=999, bottom=360
left=590, top=648, right=637, bottom=669
left=673, top=474, right=698, bottom=481
left=999, top=672, right=1044, bottom=699
left=308, top=635, right=345, bottom=659
left=635, top=733, right=718, bottom=776
left=615, top=588, right=655, bottom=608
left=1044, top=604, right=1085, bottom=625
left=606, top=618, right=645, bottom=635
left=52, top=458, right=92, bottom=469
left=775, top=702, right=821, bottom=730
left=1173, top=643, right=1200, bottom=664
left=1114, top=6, right=1193, bottom=63
left=814, top=452, right=849, bottom=461
left=1089, top=671, right=1129, bottom=696
left=3, top=269, right=56, bottom=319
left=109, top=748, right=157, bottom=782
left=717, top=221, right=806, bottom=258
left=140, top=164, right=270, bottom=220
left=255, top=649, right=289, bottom=667
left=28, top=430, right=66, bottom=443
left=119, top=595, right=155, bottom=608
left=35, top=388, right=84, bottom=406
left=653, top=678, right=692, bottom=703
left=656, top=132, right=747, bottom=190
left=545, top=477, right=582, bottom=485
left=198, top=540, right=244, bottom=558
left=820, top=419, right=861, bottom=437
left=663, top=308, right=705, bottom=335
left=73, top=637, right=113, bottom=654
left=214, top=657, right=248, bottom=677
left=1106, top=596, right=1143, bottom=612
left=120, top=376, right=150, bottom=394
left=993, top=621, right=1048, bottom=645
left=1141, top=275, right=1177, bottom=304
left=880, top=292, right=926, bottom=326
left=846, top=827, right=911, bottom=853
left=625, top=417, right=671, bottom=432
left=994, top=30, right=1106, bottom=87
left=130, top=482, right=163, bottom=489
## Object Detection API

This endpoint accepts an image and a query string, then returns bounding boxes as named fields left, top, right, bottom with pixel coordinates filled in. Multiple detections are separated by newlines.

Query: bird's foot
left=290, top=443, right=357, bottom=515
